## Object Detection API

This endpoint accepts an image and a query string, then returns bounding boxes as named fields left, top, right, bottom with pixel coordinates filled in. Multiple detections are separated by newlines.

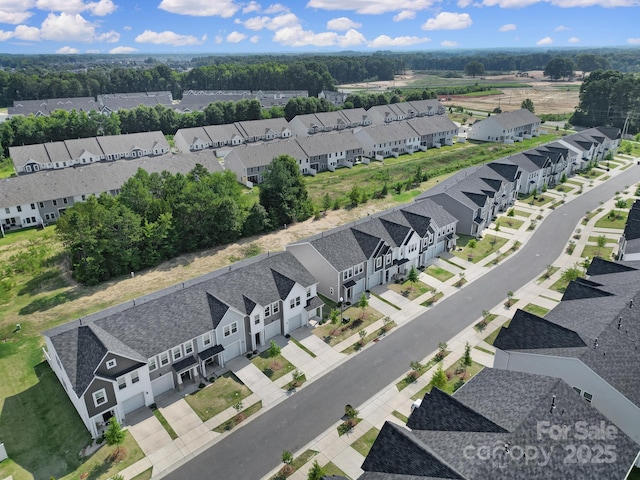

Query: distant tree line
left=571, top=70, right=640, bottom=134
left=55, top=156, right=313, bottom=285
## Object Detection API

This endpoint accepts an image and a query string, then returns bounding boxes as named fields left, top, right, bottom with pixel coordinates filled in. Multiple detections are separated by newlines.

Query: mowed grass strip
left=185, top=372, right=253, bottom=422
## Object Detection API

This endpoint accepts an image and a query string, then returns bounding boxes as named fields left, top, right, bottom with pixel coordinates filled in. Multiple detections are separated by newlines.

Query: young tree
left=307, top=460, right=327, bottom=480
left=104, top=417, right=126, bottom=457
left=462, top=342, right=473, bottom=367
left=268, top=340, right=281, bottom=358
left=615, top=199, right=627, bottom=219
left=282, top=450, right=293, bottom=465
left=431, top=365, right=447, bottom=390
left=357, top=292, right=369, bottom=319
left=506, top=291, right=514, bottom=307
left=329, top=308, right=340, bottom=334
left=259, top=155, right=314, bottom=227
left=407, top=265, right=419, bottom=291
left=321, top=193, right=332, bottom=212
left=596, top=235, right=607, bottom=255
left=520, top=98, right=535, bottom=113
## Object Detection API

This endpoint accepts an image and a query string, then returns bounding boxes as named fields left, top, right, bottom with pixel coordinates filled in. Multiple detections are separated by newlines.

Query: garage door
left=151, top=373, right=174, bottom=397
left=353, top=279, right=365, bottom=296
left=223, top=340, right=242, bottom=362
left=265, top=321, right=281, bottom=340
left=123, top=392, right=145, bottom=414
left=289, top=314, right=302, bottom=332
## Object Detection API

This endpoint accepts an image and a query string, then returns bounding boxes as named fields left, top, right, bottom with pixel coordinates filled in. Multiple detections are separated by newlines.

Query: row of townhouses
left=358, top=256, right=640, bottom=479
left=39, top=123, right=620, bottom=439
left=619, top=200, right=640, bottom=261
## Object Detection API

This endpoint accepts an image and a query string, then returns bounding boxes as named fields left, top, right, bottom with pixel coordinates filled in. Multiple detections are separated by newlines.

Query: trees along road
left=162, top=163, right=640, bottom=480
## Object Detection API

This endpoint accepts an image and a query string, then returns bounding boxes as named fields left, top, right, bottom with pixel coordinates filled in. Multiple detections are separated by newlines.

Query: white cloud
left=326, top=17, right=361, bottom=31
left=499, top=23, right=516, bottom=31
left=368, top=34, right=430, bottom=47
left=457, top=0, right=473, bottom=6
left=568, top=36, right=579, bottom=43
left=215, top=35, right=223, bottom=43
left=481, top=0, right=541, bottom=7
left=536, top=36, right=553, bottom=45
left=40, top=12, right=95, bottom=41
left=422, top=12, right=472, bottom=30
left=306, top=0, right=435, bottom=14
left=270, top=24, right=364, bottom=48
left=441, top=40, right=459, bottom=46
left=123, top=25, right=132, bottom=31
left=339, top=28, right=366, bottom=46
left=14, top=24, right=41, bottom=40
left=250, top=35, right=260, bottom=43
left=482, top=0, right=639, bottom=7
left=109, top=45, right=137, bottom=53
left=87, top=0, right=116, bottom=16
left=226, top=31, right=247, bottom=42
left=56, top=45, right=79, bottom=53
left=241, top=12, right=299, bottom=31
left=34, top=0, right=116, bottom=15
left=0, top=30, right=14, bottom=41
left=96, top=29, right=119, bottom=42
left=135, top=29, right=206, bottom=46
left=243, top=1, right=261, bottom=13
left=393, top=10, right=416, bottom=21
left=0, top=10, right=34, bottom=25
left=158, top=0, right=240, bottom=18
left=554, top=24, right=569, bottom=31
left=627, top=37, right=640, bottom=44
left=264, top=3, right=289, bottom=13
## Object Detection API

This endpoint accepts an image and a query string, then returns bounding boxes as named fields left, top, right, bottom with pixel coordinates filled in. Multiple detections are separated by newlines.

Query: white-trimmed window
left=184, top=341, right=194, bottom=355
left=93, top=389, right=107, bottom=407
left=343, top=268, right=353, bottom=280
left=160, top=352, right=169, bottom=366
left=131, top=371, right=139, bottom=384
left=106, top=358, right=117, bottom=369
left=376, top=257, right=383, bottom=268
left=224, top=322, right=238, bottom=337
left=290, top=296, right=301, bottom=309
left=273, top=302, right=280, bottom=314
left=295, top=296, right=301, bottom=306
left=306, top=288, right=311, bottom=298
left=202, top=333, right=212, bottom=346
left=265, top=305, right=271, bottom=317
left=117, top=376, right=126, bottom=390
left=355, top=263, right=364, bottom=275
left=254, top=314, right=260, bottom=325
left=148, top=357, right=157, bottom=371
left=172, top=346, right=182, bottom=361
left=386, top=254, right=392, bottom=264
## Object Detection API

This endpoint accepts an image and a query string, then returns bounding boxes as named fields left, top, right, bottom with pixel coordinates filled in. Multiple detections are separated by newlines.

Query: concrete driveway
left=125, top=407, right=173, bottom=457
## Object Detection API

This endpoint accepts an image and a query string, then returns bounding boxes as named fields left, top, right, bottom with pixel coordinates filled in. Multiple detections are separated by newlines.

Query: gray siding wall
left=287, top=243, right=340, bottom=302
left=95, top=353, right=141, bottom=379
left=84, top=378, right=117, bottom=418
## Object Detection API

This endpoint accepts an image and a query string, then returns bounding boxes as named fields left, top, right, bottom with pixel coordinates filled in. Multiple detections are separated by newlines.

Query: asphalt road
left=162, top=163, right=640, bottom=480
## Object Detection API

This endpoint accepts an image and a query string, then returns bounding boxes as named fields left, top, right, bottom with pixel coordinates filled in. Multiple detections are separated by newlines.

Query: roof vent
left=593, top=338, right=598, bottom=349
left=618, top=317, right=622, bottom=330
left=550, top=395, right=556, bottom=414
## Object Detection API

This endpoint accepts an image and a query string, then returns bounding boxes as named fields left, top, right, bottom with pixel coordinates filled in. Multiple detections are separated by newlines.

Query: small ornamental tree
left=407, top=265, right=419, bottom=291
left=329, top=308, right=340, bottom=334
left=105, top=417, right=125, bottom=458
left=268, top=340, right=281, bottom=358
left=307, top=460, right=327, bottom=480
left=462, top=342, right=473, bottom=367
left=431, top=365, right=447, bottom=390
left=357, top=292, right=369, bottom=319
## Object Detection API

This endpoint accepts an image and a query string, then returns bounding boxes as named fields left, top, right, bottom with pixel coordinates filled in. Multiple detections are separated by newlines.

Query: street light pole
left=339, top=296, right=344, bottom=323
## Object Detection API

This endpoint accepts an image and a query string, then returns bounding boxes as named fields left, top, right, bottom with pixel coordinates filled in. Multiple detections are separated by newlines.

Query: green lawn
left=411, top=361, right=484, bottom=400
left=536, top=266, right=559, bottom=283
left=323, top=462, right=351, bottom=479
left=513, top=209, right=531, bottom=218
left=341, top=321, right=396, bottom=354
left=425, top=265, right=454, bottom=282
left=152, top=406, right=178, bottom=440
left=185, top=372, right=253, bottom=422
left=484, top=320, right=510, bottom=345
left=313, top=306, right=383, bottom=346
left=396, top=353, right=448, bottom=391
left=495, top=217, right=524, bottom=230
left=131, top=468, right=153, bottom=480
left=594, top=211, right=628, bottom=230
left=580, top=245, right=614, bottom=260
left=452, top=235, right=508, bottom=263
left=392, top=410, right=408, bottom=423
left=553, top=184, right=573, bottom=194
left=420, top=291, right=444, bottom=307
left=474, top=313, right=498, bottom=332
left=587, top=235, right=615, bottom=244
left=212, top=401, right=262, bottom=433
left=251, top=351, right=295, bottom=381
left=388, top=279, right=434, bottom=300
left=351, top=427, right=380, bottom=457
left=522, top=303, right=550, bottom=317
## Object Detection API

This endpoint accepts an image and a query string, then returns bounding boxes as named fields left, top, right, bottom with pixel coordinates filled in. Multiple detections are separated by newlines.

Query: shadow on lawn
left=18, top=287, right=84, bottom=315
left=0, top=362, right=91, bottom=480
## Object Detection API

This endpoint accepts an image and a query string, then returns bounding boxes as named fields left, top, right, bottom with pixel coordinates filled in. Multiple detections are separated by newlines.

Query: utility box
left=0, top=442, right=7, bottom=462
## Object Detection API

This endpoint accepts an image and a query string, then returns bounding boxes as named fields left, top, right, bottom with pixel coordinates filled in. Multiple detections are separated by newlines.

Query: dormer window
left=106, top=358, right=117, bottom=369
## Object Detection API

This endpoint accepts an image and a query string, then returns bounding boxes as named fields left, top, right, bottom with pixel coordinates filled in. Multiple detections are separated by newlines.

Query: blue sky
left=0, top=0, right=639, bottom=54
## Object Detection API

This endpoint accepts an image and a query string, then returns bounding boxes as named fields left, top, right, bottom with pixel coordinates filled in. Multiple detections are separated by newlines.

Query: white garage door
left=123, top=392, right=145, bottom=414
left=223, top=340, right=242, bottom=362
left=265, top=321, right=281, bottom=340
left=354, top=279, right=365, bottom=296
left=289, top=314, right=302, bottom=331
left=151, top=373, right=174, bottom=397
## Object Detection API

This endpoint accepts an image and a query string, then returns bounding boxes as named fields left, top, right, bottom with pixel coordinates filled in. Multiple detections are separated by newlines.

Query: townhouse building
left=619, top=200, right=640, bottom=261
left=296, top=132, right=364, bottom=173
left=43, top=251, right=321, bottom=439
left=467, top=108, right=541, bottom=143
left=354, top=122, right=421, bottom=159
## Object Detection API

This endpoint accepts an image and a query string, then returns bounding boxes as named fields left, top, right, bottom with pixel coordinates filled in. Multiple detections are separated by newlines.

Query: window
left=386, top=254, right=392, bottom=264
left=160, top=352, right=169, bottom=366
left=63, top=198, right=68, bottom=204
left=273, top=302, right=279, bottom=314
left=223, top=322, right=238, bottom=337
left=30, top=203, right=35, bottom=210
left=17, top=205, right=22, bottom=212
left=376, top=257, right=382, bottom=268
left=106, top=358, right=117, bottom=369
left=264, top=305, right=271, bottom=317
left=93, top=389, right=107, bottom=407
left=131, top=371, right=140, bottom=384
left=117, top=376, right=126, bottom=390
left=306, top=288, right=311, bottom=298
left=202, top=333, right=212, bottom=346
left=330, top=287, right=334, bottom=295
left=4, top=208, right=8, bottom=214
left=53, top=200, right=57, bottom=206
left=296, top=296, right=301, bottom=306
left=290, top=298, right=295, bottom=309
left=343, top=268, right=353, bottom=280
left=148, top=357, right=157, bottom=371
left=184, top=341, right=194, bottom=355
left=172, top=346, right=182, bottom=361
left=254, top=314, right=260, bottom=325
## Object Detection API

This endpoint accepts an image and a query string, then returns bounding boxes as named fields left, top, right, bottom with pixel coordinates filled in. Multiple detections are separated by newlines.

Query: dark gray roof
left=363, top=369, right=639, bottom=480
left=198, top=344, right=224, bottom=361
left=561, top=279, right=614, bottom=301
left=623, top=201, right=640, bottom=241
left=407, top=388, right=507, bottom=433
left=494, top=309, right=586, bottom=351
left=586, top=257, right=637, bottom=276
left=487, top=108, right=540, bottom=129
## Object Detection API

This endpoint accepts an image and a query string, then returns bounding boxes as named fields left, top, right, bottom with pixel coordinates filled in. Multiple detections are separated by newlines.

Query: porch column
left=193, top=367, right=199, bottom=379
left=176, top=374, right=183, bottom=386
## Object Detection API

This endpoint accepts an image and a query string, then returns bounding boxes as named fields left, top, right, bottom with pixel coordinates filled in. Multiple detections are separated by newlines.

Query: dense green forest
left=55, top=156, right=312, bottom=285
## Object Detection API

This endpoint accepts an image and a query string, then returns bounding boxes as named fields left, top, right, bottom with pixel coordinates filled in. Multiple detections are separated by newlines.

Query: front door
left=255, top=332, right=261, bottom=349
left=102, top=410, right=113, bottom=423
left=180, top=370, right=191, bottom=383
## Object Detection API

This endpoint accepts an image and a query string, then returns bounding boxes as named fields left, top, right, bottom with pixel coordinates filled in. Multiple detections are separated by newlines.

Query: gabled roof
left=351, top=228, right=384, bottom=258
left=406, top=115, right=458, bottom=136
left=622, top=201, right=640, bottom=241
left=586, top=257, right=637, bottom=276
left=407, top=388, right=508, bottom=433
left=225, top=139, right=307, bottom=169
left=486, top=162, right=519, bottom=183
left=561, top=280, right=615, bottom=301
left=494, top=309, right=587, bottom=351
left=485, top=108, right=540, bottom=129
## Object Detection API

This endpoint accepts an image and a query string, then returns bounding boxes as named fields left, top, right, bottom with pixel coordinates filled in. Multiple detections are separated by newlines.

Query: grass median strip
left=290, top=336, right=316, bottom=358
left=351, top=427, right=380, bottom=457
left=212, top=401, right=262, bottom=433
left=151, top=405, right=178, bottom=440
left=371, top=291, right=401, bottom=310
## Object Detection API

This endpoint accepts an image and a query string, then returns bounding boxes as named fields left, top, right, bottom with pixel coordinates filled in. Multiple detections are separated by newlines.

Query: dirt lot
left=339, top=70, right=581, bottom=115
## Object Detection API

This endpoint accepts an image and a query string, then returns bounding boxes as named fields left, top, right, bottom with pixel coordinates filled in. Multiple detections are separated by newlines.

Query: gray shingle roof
left=296, top=132, right=363, bottom=157
left=96, top=131, right=169, bottom=155
left=226, top=139, right=307, bottom=169
left=486, top=108, right=540, bottom=129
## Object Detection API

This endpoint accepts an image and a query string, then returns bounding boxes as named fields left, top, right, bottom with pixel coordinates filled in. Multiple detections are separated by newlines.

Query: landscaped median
left=313, top=305, right=383, bottom=346
left=185, top=372, right=253, bottom=422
